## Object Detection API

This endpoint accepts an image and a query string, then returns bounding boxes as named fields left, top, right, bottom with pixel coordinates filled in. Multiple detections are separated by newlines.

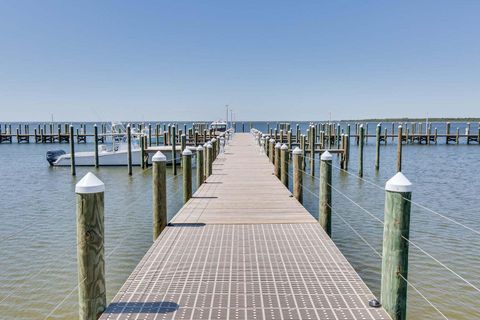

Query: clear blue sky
left=0, top=0, right=479, bottom=121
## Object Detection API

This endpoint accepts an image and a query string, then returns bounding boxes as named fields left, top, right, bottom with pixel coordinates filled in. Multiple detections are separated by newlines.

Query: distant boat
left=210, top=120, right=227, bottom=134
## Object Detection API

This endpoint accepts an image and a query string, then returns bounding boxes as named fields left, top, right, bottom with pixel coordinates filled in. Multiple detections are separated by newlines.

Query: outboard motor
left=46, top=150, right=66, bottom=166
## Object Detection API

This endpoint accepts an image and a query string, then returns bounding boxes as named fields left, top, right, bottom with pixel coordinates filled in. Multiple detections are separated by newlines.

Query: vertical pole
left=381, top=172, right=412, bottom=320
left=310, top=125, right=316, bottom=175
left=172, top=126, right=177, bottom=175
left=206, top=142, right=213, bottom=177
left=446, top=122, right=450, bottom=144
left=320, top=151, right=332, bottom=236
left=280, top=144, right=289, bottom=187
left=152, top=152, right=167, bottom=240
left=293, top=147, right=303, bottom=203
left=181, top=134, right=186, bottom=166
left=397, top=126, right=403, bottom=172
left=140, top=133, right=145, bottom=170
left=75, top=173, right=106, bottom=320
left=94, top=125, right=99, bottom=168
left=274, top=142, right=281, bottom=178
left=269, top=138, right=275, bottom=163
left=148, top=124, right=152, bottom=147
left=182, top=148, right=192, bottom=203
left=127, top=125, right=132, bottom=175
left=375, top=123, right=381, bottom=170
left=196, top=145, right=204, bottom=188
left=358, top=125, right=364, bottom=177
left=70, top=125, right=76, bottom=176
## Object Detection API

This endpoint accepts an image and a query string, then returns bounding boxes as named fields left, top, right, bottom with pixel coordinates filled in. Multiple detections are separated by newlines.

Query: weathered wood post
left=292, top=147, right=303, bottom=203
left=206, top=142, right=213, bottom=177
left=127, top=125, right=132, bottom=175
left=69, top=125, right=76, bottom=176
left=269, top=138, right=275, bottom=163
left=94, top=125, right=99, bottom=168
left=375, top=123, right=381, bottom=170
left=456, top=127, right=460, bottom=144
left=182, top=148, right=192, bottom=203
left=310, top=125, right=316, bottom=175
left=397, top=126, right=403, bottom=172
left=358, top=125, right=364, bottom=177
left=211, top=137, right=217, bottom=161
left=152, top=151, right=167, bottom=240
left=140, top=132, right=146, bottom=170
left=274, top=142, right=281, bottom=179
left=319, top=151, right=332, bottom=236
left=196, top=145, right=204, bottom=188
left=172, top=126, right=177, bottom=175
left=280, top=144, right=289, bottom=187
left=181, top=134, right=187, bottom=161
left=75, top=172, right=106, bottom=320
left=446, top=122, right=451, bottom=144
left=381, top=172, right=412, bottom=320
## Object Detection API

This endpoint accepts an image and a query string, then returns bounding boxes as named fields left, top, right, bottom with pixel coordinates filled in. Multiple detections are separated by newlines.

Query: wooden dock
left=99, top=133, right=389, bottom=320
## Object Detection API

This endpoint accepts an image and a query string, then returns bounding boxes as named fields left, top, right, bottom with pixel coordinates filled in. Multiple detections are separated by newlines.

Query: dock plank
left=100, top=133, right=389, bottom=320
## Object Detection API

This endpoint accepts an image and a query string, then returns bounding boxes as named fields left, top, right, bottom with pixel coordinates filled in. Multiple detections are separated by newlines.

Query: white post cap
left=269, top=138, right=275, bottom=143
left=211, top=138, right=217, bottom=142
left=280, top=144, right=288, bottom=150
left=385, top=172, right=412, bottom=193
left=76, top=172, right=105, bottom=194
left=152, top=151, right=167, bottom=162
left=207, top=143, right=213, bottom=148
left=182, top=148, right=192, bottom=156
left=359, top=124, right=364, bottom=128
left=321, top=150, right=333, bottom=161
left=292, top=147, right=302, bottom=154
left=203, top=143, right=208, bottom=147
left=275, top=142, right=282, bottom=148
left=197, top=145, right=204, bottom=151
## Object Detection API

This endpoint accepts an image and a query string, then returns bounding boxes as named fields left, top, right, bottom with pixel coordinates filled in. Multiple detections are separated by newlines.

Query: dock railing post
left=375, top=123, right=381, bottom=170
left=280, top=144, right=289, bottom=187
left=381, top=172, right=412, bottom=320
left=152, top=151, right=167, bottom=240
left=293, top=147, right=303, bottom=203
left=69, top=125, right=76, bottom=176
left=182, top=148, right=192, bottom=203
left=196, top=145, right=204, bottom=188
left=127, top=125, right=132, bottom=175
left=75, top=172, right=106, bottom=320
left=320, top=151, right=332, bottom=236
left=397, top=126, right=403, bottom=172
left=358, top=125, right=364, bottom=177
left=274, top=142, right=281, bottom=178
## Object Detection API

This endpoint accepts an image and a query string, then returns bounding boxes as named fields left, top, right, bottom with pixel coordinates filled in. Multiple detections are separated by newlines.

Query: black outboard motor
left=46, top=150, right=66, bottom=166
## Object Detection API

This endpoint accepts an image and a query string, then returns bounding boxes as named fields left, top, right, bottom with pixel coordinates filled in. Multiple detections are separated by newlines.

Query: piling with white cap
left=280, top=144, right=289, bottom=187
left=269, top=138, right=275, bottom=163
left=196, top=145, right=204, bottom=188
left=211, top=137, right=217, bottom=161
left=206, top=142, right=213, bottom=177
left=381, top=172, right=412, bottom=320
left=292, top=147, right=303, bottom=203
left=75, top=172, right=106, bottom=319
left=182, top=148, right=193, bottom=203
left=319, top=150, right=332, bottom=236
left=152, top=151, right=167, bottom=240
left=274, top=142, right=281, bottom=178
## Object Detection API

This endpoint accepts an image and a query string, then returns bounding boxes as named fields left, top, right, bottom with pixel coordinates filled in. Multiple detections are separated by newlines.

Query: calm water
left=0, top=121, right=479, bottom=319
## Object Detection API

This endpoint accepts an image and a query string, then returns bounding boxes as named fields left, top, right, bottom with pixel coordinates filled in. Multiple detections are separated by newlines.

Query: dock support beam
left=152, top=152, right=167, bottom=240
left=280, top=144, right=289, bottom=187
left=183, top=148, right=192, bottom=203
left=292, top=147, right=303, bottom=203
left=75, top=173, right=106, bottom=320
left=320, top=151, right=332, bottom=236
left=381, top=172, right=412, bottom=320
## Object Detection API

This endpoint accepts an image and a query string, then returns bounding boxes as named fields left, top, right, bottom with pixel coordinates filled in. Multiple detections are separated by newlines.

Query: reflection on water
left=1, top=129, right=479, bottom=319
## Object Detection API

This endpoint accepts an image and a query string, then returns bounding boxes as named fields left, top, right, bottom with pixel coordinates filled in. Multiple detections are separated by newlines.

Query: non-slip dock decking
left=100, top=133, right=389, bottom=320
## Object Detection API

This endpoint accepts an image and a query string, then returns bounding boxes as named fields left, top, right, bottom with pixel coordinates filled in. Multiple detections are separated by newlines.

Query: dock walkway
left=100, top=133, right=389, bottom=320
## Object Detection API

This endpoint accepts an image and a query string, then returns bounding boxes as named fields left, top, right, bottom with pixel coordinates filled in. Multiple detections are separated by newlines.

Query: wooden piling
left=152, top=152, right=167, bottom=240
left=140, top=133, right=146, bottom=170
left=320, top=151, right=332, bottom=237
left=69, top=125, right=76, bottom=176
left=206, top=142, right=213, bottom=177
left=381, top=172, right=412, bottom=320
left=269, top=138, right=275, bottom=163
left=127, top=125, right=132, bottom=175
left=280, top=144, right=289, bottom=187
left=375, top=123, right=381, bottom=170
left=292, top=147, right=303, bottom=203
left=75, top=173, right=106, bottom=320
left=182, top=148, right=192, bottom=203
left=94, top=125, right=99, bottom=168
left=274, top=142, right=281, bottom=179
left=172, top=126, right=177, bottom=175
left=397, top=126, right=403, bottom=172
left=358, top=125, right=364, bottom=177
left=196, top=145, right=204, bottom=188
left=310, top=125, right=316, bottom=175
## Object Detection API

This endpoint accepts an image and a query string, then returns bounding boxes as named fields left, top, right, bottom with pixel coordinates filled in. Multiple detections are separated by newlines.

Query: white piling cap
left=292, top=147, right=302, bottom=154
left=207, top=142, right=213, bottom=148
left=269, top=138, right=275, bottom=143
left=321, top=150, right=333, bottom=161
left=76, top=172, right=105, bottom=194
left=385, top=172, right=412, bottom=193
left=197, top=145, right=204, bottom=151
left=152, top=151, right=167, bottom=162
left=275, top=142, right=282, bottom=148
left=182, top=148, right=192, bottom=156
left=203, top=143, right=208, bottom=147
left=211, top=138, right=217, bottom=142
left=281, top=144, right=288, bottom=150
